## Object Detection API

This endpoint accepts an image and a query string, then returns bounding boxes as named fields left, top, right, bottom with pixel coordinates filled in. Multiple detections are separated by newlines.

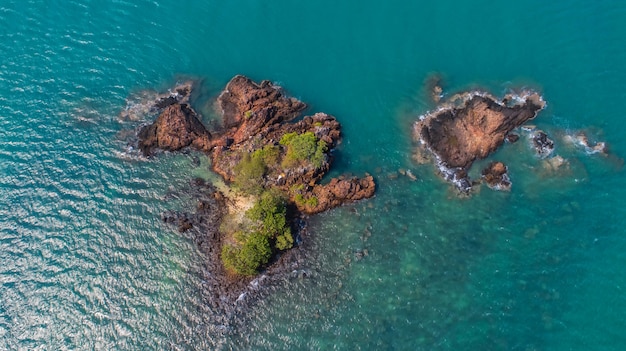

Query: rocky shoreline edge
left=125, top=75, right=376, bottom=326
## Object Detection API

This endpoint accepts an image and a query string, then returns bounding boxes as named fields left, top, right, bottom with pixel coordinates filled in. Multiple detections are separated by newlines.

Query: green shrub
left=247, top=190, right=285, bottom=221
left=275, top=229, right=294, bottom=251
left=290, top=183, right=305, bottom=192
left=221, top=190, right=294, bottom=276
left=247, top=190, right=293, bottom=250
left=233, top=145, right=280, bottom=195
left=233, top=153, right=265, bottom=194
left=280, top=131, right=327, bottom=168
left=252, top=145, right=280, bottom=167
left=294, top=193, right=318, bottom=208
left=306, top=196, right=318, bottom=207
left=221, top=232, right=272, bottom=276
left=279, top=132, right=298, bottom=146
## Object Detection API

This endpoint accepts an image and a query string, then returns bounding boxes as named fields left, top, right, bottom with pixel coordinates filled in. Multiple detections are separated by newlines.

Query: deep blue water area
left=1, top=1, right=626, bottom=350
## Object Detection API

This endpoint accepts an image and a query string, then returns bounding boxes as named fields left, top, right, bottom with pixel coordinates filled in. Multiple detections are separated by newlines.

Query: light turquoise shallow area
left=1, top=1, right=626, bottom=350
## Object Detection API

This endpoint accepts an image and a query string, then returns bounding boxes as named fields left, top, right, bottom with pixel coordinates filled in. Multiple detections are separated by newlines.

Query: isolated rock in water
left=481, top=161, right=511, bottom=191
left=506, top=133, right=520, bottom=143
left=413, top=91, right=545, bottom=192
left=531, top=130, right=555, bottom=158
left=137, top=103, right=211, bottom=155
left=131, top=76, right=378, bottom=323
left=563, top=131, right=608, bottom=155
left=425, top=74, right=444, bottom=103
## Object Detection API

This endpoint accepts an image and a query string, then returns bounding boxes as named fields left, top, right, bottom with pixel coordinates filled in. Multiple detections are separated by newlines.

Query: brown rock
left=138, top=103, right=211, bottom=156
left=295, top=175, right=376, bottom=214
left=413, top=91, right=545, bottom=191
left=217, top=75, right=307, bottom=144
left=481, top=161, right=511, bottom=191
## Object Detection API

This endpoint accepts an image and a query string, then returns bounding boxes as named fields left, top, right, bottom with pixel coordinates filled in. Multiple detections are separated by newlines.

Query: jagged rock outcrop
left=413, top=91, right=545, bottom=192
left=137, top=103, right=211, bottom=155
left=119, top=81, right=193, bottom=121
left=531, top=130, right=555, bottom=158
left=216, top=75, right=307, bottom=144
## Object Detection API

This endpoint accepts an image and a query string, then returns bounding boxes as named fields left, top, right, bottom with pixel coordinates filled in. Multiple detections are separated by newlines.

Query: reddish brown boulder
left=481, top=161, right=511, bottom=191
left=294, top=175, right=376, bottom=214
left=138, top=103, right=211, bottom=155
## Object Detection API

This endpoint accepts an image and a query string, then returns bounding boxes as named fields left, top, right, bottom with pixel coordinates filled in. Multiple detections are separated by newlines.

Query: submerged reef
left=413, top=90, right=546, bottom=192
left=129, top=75, right=375, bottom=319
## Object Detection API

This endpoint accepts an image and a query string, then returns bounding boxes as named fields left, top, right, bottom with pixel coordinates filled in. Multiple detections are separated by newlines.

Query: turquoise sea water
left=1, top=0, right=626, bottom=349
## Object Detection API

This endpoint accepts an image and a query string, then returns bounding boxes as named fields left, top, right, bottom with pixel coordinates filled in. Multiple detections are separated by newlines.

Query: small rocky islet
left=412, top=83, right=612, bottom=194
left=137, top=75, right=375, bottom=214
left=412, top=90, right=547, bottom=192
left=130, top=75, right=376, bottom=317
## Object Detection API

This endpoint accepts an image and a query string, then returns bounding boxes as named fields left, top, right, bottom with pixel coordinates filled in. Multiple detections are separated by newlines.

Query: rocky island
left=131, top=75, right=375, bottom=318
left=413, top=91, right=546, bottom=192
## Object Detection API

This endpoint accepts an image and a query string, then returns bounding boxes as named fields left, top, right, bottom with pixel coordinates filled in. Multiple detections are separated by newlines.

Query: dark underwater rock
left=531, top=130, right=555, bottom=158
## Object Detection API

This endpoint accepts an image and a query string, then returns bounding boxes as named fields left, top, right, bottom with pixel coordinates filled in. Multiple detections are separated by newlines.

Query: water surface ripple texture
left=1, top=1, right=626, bottom=350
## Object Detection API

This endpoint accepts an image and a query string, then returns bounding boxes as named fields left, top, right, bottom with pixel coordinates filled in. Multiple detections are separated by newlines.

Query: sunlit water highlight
left=1, top=1, right=626, bottom=350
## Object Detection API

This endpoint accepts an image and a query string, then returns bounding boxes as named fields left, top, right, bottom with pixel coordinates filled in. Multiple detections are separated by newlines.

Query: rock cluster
left=531, top=130, right=555, bottom=158
left=481, top=161, right=511, bottom=191
left=138, top=75, right=375, bottom=214
left=413, top=91, right=546, bottom=192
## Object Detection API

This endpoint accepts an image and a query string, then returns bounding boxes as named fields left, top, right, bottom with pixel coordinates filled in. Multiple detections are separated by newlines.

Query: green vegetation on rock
left=279, top=131, right=327, bottom=168
left=294, top=193, right=318, bottom=208
left=221, top=231, right=272, bottom=276
left=233, top=145, right=280, bottom=195
left=221, top=190, right=293, bottom=275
